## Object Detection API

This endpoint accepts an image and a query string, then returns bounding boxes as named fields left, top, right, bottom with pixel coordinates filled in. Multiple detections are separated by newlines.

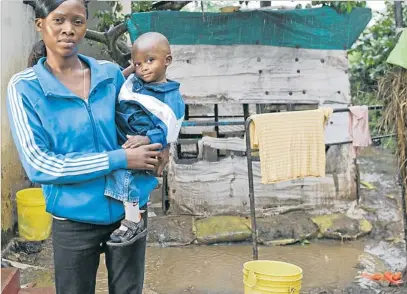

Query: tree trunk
left=152, top=1, right=191, bottom=11
left=85, top=23, right=131, bottom=68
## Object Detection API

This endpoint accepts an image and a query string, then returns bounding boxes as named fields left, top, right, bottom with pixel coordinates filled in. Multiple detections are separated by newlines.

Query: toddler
left=105, top=32, right=185, bottom=246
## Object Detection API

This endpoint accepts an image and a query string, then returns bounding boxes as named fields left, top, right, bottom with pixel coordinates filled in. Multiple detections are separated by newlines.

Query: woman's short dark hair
left=25, top=0, right=88, bottom=67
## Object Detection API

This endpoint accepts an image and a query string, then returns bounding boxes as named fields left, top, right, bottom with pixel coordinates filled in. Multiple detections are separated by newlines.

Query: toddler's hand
left=122, top=135, right=151, bottom=149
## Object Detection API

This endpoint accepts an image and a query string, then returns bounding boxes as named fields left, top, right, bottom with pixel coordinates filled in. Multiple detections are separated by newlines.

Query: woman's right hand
left=124, top=143, right=162, bottom=170
left=122, top=63, right=135, bottom=78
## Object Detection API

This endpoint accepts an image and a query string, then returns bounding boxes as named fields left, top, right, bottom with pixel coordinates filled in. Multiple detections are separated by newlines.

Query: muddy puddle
left=95, top=241, right=364, bottom=294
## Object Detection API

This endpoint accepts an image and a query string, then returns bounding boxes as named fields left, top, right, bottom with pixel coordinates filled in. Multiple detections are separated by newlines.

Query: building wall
left=1, top=0, right=38, bottom=247
left=167, top=45, right=356, bottom=216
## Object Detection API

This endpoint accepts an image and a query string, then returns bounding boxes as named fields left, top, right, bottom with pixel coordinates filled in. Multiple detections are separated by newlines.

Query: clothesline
left=333, top=104, right=382, bottom=113
left=248, top=105, right=391, bottom=154
left=180, top=105, right=394, bottom=153
left=181, top=104, right=384, bottom=128
left=249, top=133, right=395, bottom=155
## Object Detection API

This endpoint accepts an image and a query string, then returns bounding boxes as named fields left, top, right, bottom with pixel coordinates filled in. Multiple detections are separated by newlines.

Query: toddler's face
left=132, top=47, right=169, bottom=83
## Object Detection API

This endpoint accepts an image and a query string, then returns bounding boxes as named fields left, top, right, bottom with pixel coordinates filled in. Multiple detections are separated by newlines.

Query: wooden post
left=393, top=1, right=407, bottom=284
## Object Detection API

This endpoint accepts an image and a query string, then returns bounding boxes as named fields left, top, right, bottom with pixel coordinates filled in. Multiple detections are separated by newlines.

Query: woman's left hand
left=156, top=145, right=170, bottom=177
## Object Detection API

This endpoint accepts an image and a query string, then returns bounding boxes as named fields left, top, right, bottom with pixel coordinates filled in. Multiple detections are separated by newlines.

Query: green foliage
left=200, top=2, right=226, bottom=12
left=287, top=1, right=367, bottom=12
left=180, top=1, right=237, bottom=13
left=94, top=2, right=124, bottom=32
left=349, top=1, right=407, bottom=98
left=131, top=1, right=154, bottom=13
left=311, top=1, right=366, bottom=13
left=93, top=1, right=154, bottom=32
left=348, top=1, right=405, bottom=147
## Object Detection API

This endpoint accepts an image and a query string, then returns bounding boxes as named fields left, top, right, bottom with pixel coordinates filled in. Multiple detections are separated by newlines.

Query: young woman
left=7, top=0, right=168, bottom=293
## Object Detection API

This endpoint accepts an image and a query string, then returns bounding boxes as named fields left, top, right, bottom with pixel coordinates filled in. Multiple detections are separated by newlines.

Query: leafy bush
left=349, top=1, right=406, bottom=100
left=311, top=1, right=366, bottom=13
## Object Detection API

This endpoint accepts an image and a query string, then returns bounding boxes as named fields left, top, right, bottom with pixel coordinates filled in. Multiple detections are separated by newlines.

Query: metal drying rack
left=162, top=104, right=397, bottom=261
left=245, top=105, right=396, bottom=260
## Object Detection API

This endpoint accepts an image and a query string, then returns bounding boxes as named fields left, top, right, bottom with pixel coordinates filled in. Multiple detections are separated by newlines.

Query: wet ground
left=93, top=241, right=364, bottom=294
left=3, top=146, right=407, bottom=293
left=143, top=242, right=363, bottom=293
left=347, top=146, right=407, bottom=293
left=4, top=238, right=365, bottom=293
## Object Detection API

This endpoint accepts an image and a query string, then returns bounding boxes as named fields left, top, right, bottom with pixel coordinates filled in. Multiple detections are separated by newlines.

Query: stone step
left=18, top=288, right=55, bottom=294
left=1, top=268, right=20, bottom=294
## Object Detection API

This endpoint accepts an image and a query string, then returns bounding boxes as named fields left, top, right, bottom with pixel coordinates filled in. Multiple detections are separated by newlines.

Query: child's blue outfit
left=104, top=74, right=185, bottom=206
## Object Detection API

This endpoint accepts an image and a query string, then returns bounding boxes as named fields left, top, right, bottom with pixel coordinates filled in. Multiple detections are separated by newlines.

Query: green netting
left=127, top=6, right=371, bottom=50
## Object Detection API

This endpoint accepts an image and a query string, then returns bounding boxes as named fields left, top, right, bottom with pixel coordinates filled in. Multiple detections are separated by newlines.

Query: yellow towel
left=248, top=108, right=333, bottom=184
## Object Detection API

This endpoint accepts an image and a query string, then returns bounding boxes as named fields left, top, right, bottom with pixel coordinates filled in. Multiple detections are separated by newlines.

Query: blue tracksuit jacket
left=6, top=55, right=128, bottom=224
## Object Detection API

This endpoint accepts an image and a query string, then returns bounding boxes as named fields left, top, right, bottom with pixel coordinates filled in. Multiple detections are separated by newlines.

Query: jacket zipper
left=82, top=99, right=100, bottom=152
left=83, top=96, right=112, bottom=223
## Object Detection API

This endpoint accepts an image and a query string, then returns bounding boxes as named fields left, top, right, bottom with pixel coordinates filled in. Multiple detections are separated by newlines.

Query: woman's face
left=35, top=0, right=87, bottom=58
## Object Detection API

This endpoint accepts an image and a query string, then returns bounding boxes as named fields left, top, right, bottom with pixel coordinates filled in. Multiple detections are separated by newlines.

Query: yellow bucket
left=16, top=188, right=52, bottom=241
left=243, top=261, right=303, bottom=294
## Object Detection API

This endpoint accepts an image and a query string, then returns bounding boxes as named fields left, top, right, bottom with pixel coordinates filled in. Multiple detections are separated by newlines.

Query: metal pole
left=245, top=118, right=259, bottom=260
left=214, top=104, right=220, bottom=158
left=162, top=169, right=168, bottom=212
left=243, top=104, right=250, bottom=121
left=332, top=105, right=383, bottom=113
left=182, top=121, right=245, bottom=127
left=214, top=104, right=219, bottom=136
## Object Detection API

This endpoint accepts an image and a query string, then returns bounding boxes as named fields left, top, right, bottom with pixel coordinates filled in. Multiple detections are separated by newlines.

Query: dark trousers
left=52, top=208, right=147, bottom=294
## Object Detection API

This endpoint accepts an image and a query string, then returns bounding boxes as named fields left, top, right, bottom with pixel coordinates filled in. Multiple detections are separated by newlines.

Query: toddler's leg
left=119, top=201, right=141, bottom=230
left=107, top=201, right=147, bottom=246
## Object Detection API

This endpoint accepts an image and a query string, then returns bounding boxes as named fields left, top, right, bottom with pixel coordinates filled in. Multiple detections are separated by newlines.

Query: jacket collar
left=33, top=54, right=113, bottom=98
left=131, top=75, right=180, bottom=93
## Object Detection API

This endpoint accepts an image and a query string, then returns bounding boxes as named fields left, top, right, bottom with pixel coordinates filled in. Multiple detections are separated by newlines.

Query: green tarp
left=387, top=28, right=407, bottom=70
left=127, top=6, right=371, bottom=50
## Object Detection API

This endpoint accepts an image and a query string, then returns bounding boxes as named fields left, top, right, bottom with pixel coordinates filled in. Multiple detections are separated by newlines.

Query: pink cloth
left=348, top=106, right=372, bottom=158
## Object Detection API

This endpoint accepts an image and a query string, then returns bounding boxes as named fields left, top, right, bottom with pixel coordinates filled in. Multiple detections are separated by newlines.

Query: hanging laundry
left=348, top=105, right=372, bottom=159
left=248, top=108, right=333, bottom=184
